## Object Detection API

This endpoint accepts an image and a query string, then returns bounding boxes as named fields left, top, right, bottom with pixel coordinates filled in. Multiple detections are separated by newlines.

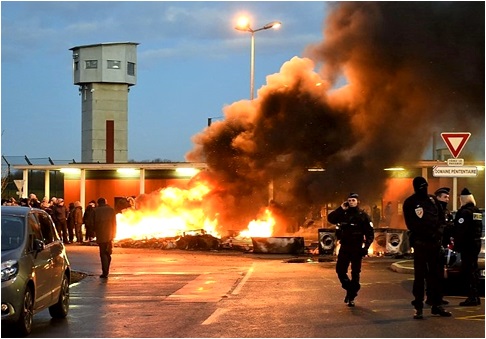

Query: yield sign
left=14, top=180, right=24, bottom=192
left=441, top=132, right=471, bottom=158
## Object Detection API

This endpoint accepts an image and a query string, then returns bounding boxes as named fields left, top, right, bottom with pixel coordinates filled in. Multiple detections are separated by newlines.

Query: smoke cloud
left=186, top=2, right=485, bottom=233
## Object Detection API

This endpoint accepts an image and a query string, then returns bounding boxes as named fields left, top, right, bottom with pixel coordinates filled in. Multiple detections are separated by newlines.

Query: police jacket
left=403, top=193, right=440, bottom=244
left=437, top=201, right=454, bottom=247
left=453, top=203, right=483, bottom=253
left=327, top=206, right=374, bottom=250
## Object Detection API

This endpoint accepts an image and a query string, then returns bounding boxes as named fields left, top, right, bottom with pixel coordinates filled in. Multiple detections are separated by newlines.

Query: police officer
left=327, top=193, right=374, bottom=307
left=454, top=188, right=483, bottom=306
left=403, top=176, right=452, bottom=319
left=435, top=187, right=454, bottom=248
left=424, top=187, right=453, bottom=306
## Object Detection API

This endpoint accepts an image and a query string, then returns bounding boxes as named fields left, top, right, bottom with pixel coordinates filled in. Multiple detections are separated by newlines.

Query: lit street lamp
left=235, top=18, right=281, bottom=100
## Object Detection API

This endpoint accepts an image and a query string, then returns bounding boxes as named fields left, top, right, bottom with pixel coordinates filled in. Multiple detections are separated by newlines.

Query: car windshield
left=1, top=216, right=25, bottom=250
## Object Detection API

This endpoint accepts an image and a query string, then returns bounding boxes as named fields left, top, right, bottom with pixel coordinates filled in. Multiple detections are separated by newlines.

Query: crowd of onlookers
left=2, top=193, right=98, bottom=244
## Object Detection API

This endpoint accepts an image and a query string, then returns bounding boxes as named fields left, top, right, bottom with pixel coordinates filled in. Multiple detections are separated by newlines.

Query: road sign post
left=432, top=166, right=478, bottom=177
left=14, top=179, right=24, bottom=198
left=441, top=132, right=471, bottom=158
left=437, top=132, right=475, bottom=211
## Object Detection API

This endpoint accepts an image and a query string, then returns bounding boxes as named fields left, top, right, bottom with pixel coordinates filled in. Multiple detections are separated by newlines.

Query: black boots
left=413, top=308, right=423, bottom=319
left=459, top=297, right=481, bottom=306
left=431, top=305, right=452, bottom=317
left=344, top=293, right=355, bottom=307
left=412, top=300, right=452, bottom=319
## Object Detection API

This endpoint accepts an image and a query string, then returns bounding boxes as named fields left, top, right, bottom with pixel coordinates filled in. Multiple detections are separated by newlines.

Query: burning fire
left=238, top=208, right=276, bottom=238
left=115, top=183, right=276, bottom=241
left=115, top=183, right=219, bottom=240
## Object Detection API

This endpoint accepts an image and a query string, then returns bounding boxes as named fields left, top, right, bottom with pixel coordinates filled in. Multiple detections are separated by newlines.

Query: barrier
left=372, top=228, right=410, bottom=255
left=251, top=237, right=305, bottom=254
left=372, top=228, right=387, bottom=255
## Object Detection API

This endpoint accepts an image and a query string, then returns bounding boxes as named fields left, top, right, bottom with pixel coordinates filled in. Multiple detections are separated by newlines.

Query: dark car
left=1, top=206, right=71, bottom=336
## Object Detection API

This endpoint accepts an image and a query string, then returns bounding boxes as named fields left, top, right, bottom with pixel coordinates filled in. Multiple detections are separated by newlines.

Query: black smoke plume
left=186, top=2, right=484, bottom=233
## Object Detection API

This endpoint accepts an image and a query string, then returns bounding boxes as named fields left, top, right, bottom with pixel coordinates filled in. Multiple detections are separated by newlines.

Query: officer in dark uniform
left=403, top=176, right=452, bottom=319
left=454, top=188, right=483, bottom=306
left=435, top=187, right=454, bottom=248
left=327, top=193, right=374, bottom=307
left=424, top=187, right=453, bottom=306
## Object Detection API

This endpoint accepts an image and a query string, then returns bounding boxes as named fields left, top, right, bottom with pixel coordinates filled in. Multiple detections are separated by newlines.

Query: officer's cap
left=434, top=187, right=450, bottom=196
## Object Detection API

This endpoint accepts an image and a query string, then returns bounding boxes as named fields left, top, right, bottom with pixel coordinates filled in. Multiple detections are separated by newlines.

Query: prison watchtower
left=70, top=42, right=139, bottom=163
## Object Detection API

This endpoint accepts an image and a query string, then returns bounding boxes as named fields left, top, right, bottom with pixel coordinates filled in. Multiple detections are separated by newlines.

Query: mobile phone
left=344, top=202, right=349, bottom=207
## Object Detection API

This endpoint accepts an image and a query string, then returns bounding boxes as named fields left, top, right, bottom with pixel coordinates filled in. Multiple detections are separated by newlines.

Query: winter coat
left=93, top=203, right=117, bottom=243
left=73, top=206, right=84, bottom=226
left=453, top=203, right=483, bottom=253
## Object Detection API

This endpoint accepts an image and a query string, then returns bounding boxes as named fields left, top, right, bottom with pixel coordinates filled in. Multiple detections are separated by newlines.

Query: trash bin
left=385, top=229, right=410, bottom=255
left=372, top=228, right=387, bottom=255
left=318, top=228, right=336, bottom=255
left=251, top=237, right=305, bottom=254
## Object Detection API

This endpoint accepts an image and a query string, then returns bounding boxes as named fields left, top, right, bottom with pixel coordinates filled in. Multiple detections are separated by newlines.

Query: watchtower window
left=127, top=62, right=135, bottom=76
left=85, top=60, right=98, bottom=69
left=107, top=60, right=121, bottom=69
left=74, top=61, right=79, bottom=71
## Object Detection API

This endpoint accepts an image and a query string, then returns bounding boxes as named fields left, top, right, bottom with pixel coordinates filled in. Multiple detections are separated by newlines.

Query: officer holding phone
left=327, top=193, right=374, bottom=307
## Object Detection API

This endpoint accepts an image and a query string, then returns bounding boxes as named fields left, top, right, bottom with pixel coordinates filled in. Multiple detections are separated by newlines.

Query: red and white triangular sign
left=441, top=132, right=471, bottom=158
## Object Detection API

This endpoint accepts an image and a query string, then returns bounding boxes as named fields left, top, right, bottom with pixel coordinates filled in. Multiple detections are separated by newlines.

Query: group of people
left=370, top=201, right=394, bottom=228
left=403, top=177, right=482, bottom=319
left=2, top=194, right=118, bottom=279
left=2, top=194, right=87, bottom=243
left=326, top=177, right=482, bottom=320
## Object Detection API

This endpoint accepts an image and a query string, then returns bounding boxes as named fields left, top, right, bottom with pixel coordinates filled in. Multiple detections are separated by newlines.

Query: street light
left=207, top=116, right=223, bottom=127
left=235, top=18, right=281, bottom=100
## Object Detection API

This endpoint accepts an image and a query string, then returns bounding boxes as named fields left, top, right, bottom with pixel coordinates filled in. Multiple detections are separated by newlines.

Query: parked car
left=1, top=206, right=71, bottom=336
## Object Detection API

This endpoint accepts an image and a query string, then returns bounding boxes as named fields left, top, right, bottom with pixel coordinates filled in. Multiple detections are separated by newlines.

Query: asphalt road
left=2, top=244, right=485, bottom=338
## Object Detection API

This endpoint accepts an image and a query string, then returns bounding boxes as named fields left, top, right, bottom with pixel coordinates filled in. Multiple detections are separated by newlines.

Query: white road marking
left=202, top=307, right=229, bottom=325
left=231, top=264, right=254, bottom=295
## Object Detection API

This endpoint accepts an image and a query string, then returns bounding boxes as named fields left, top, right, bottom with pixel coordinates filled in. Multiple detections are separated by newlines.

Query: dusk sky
left=1, top=1, right=329, bottom=163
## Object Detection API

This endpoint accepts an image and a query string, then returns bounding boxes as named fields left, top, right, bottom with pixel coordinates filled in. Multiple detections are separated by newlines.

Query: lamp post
left=235, top=18, right=281, bottom=100
left=207, top=116, right=223, bottom=127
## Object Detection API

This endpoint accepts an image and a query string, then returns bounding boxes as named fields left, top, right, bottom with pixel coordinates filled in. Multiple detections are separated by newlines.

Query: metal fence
left=1, top=156, right=73, bottom=199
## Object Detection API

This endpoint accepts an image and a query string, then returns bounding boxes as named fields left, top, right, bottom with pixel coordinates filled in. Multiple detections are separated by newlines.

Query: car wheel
left=48, top=273, right=70, bottom=318
left=15, top=286, right=34, bottom=336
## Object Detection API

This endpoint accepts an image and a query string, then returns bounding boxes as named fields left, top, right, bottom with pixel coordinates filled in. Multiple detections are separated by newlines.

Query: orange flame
left=115, top=184, right=220, bottom=240
left=115, top=183, right=277, bottom=241
left=238, top=208, right=275, bottom=238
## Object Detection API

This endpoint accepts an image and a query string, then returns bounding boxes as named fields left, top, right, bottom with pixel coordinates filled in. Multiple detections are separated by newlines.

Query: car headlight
left=1, top=260, right=19, bottom=282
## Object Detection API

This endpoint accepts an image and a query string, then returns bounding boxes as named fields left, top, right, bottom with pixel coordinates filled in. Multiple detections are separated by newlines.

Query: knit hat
left=348, top=193, right=359, bottom=199
left=434, top=187, right=450, bottom=196
left=460, top=187, right=476, bottom=206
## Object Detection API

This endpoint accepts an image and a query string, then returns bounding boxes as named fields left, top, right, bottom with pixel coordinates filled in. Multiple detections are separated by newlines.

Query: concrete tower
left=70, top=42, right=139, bottom=163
